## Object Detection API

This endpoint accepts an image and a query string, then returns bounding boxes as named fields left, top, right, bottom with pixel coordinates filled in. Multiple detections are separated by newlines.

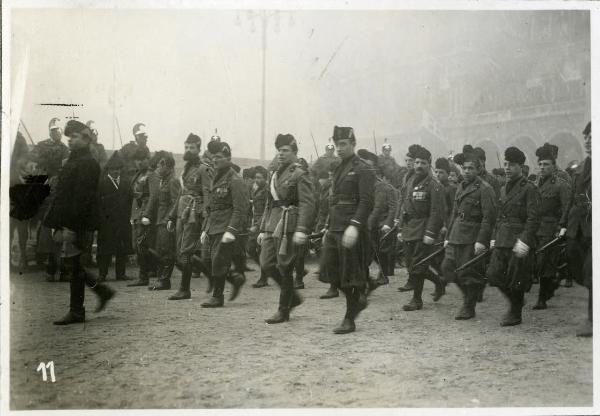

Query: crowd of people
left=9, top=117, right=592, bottom=337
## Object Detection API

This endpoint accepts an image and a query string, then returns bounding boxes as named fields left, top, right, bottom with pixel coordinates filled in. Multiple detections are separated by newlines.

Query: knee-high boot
left=169, top=264, right=192, bottom=300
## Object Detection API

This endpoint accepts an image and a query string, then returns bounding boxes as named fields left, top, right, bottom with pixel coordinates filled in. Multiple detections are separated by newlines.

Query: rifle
left=455, top=248, right=493, bottom=273
left=535, top=235, right=566, bottom=255
left=308, top=231, right=325, bottom=240
left=379, top=224, right=398, bottom=243
left=413, top=243, right=445, bottom=268
left=310, top=131, right=320, bottom=158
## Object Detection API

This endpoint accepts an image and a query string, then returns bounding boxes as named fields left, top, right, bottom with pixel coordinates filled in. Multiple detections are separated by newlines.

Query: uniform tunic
left=368, top=179, right=398, bottom=275
left=321, top=154, right=375, bottom=288
left=131, top=168, right=159, bottom=273
left=487, top=175, right=540, bottom=292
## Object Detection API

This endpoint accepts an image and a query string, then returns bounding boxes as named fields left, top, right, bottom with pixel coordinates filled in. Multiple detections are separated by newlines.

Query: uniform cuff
left=227, top=225, right=239, bottom=235
left=425, top=230, right=437, bottom=238
left=350, top=219, right=361, bottom=226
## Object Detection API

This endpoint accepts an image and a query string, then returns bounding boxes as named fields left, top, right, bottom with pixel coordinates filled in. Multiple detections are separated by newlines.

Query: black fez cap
left=462, top=144, right=474, bottom=154
left=332, top=126, right=355, bottom=143
left=536, top=143, right=556, bottom=162
left=275, top=134, right=298, bottom=151
left=357, top=149, right=378, bottom=165
left=542, top=142, right=559, bottom=158
left=207, top=140, right=231, bottom=157
left=413, top=145, right=431, bottom=162
left=153, top=150, right=175, bottom=168
left=254, top=165, right=268, bottom=178
left=453, top=151, right=479, bottom=167
left=64, top=120, right=91, bottom=137
left=185, top=133, right=201, bottom=146
left=105, top=151, right=124, bottom=169
left=473, top=147, right=486, bottom=162
left=583, top=121, right=591, bottom=135
left=504, top=146, right=526, bottom=165
left=407, top=144, right=420, bottom=159
left=435, top=157, right=451, bottom=173
left=492, top=168, right=505, bottom=176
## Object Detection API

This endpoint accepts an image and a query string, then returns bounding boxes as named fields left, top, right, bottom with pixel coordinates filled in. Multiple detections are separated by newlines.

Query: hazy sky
left=9, top=8, right=588, bottom=160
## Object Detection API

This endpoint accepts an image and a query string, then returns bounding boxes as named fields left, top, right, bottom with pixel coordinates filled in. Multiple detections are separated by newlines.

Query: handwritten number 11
left=36, top=361, right=56, bottom=382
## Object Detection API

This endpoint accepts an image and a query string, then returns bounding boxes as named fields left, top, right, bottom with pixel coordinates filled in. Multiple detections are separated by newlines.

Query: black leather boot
left=320, top=285, right=339, bottom=299
left=398, top=275, right=415, bottom=292
left=265, top=309, right=290, bottom=324
left=576, top=289, right=593, bottom=337
left=333, top=290, right=356, bottom=334
left=227, top=272, right=246, bottom=301
left=202, top=275, right=225, bottom=307
left=403, top=276, right=424, bottom=311
left=533, top=281, right=548, bottom=310
left=91, top=282, right=116, bottom=313
left=168, top=267, right=192, bottom=300
left=127, top=271, right=149, bottom=287
left=149, top=278, right=171, bottom=291
left=455, top=285, right=476, bottom=320
left=501, top=290, right=523, bottom=326
left=53, top=309, right=85, bottom=325
left=252, top=270, right=269, bottom=288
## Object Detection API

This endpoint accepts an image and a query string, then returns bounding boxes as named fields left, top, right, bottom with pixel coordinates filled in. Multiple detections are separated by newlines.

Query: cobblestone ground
left=9, top=259, right=592, bottom=410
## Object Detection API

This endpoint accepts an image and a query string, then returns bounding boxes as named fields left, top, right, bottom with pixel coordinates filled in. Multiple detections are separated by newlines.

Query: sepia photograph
left=1, top=1, right=597, bottom=414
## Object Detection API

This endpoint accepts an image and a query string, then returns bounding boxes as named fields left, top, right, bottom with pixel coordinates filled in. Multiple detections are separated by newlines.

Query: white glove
left=141, top=217, right=151, bottom=226
left=250, top=225, right=258, bottom=233
left=423, top=235, right=435, bottom=245
left=512, top=239, right=530, bottom=258
left=490, top=240, right=496, bottom=249
left=200, top=231, right=208, bottom=244
left=257, top=232, right=265, bottom=245
left=292, top=231, right=307, bottom=245
left=397, top=232, right=404, bottom=243
left=167, top=220, right=175, bottom=233
left=221, top=231, right=236, bottom=243
left=558, top=228, right=567, bottom=237
left=444, top=240, right=449, bottom=248
left=381, top=225, right=392, bottom=233
left=342, top=225, right=359, bottom=248
left=474, top=242, right=486, bottom=255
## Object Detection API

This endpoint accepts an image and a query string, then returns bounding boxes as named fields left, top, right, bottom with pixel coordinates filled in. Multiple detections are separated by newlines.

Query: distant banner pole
left=310, top=130, right=319, bottom=158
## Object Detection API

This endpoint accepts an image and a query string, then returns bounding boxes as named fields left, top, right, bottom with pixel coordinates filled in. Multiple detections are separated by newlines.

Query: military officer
left=127, top=147, right=159, bottom=287
left=566, top=121, right=592, bottom=337
left=361, top=149, right=398, bottom=287
left=144, top=151, right=181, bottom=290
left=167, top=133, right=213, bottom=300
left=531, top=144, right=571, bottom=310
left=250, top=165, right=269, bottom=288
left=320, top=126, right=375, bottom=334
left=487, top=146, right=541, bottom=326
left=258, top=134, right=316, bottom=323
left=441, top=151, right=496, bottom=320
left=397, top=145, right=445, bottom=312
left=120, top=123, right=151, bottom=177
left=200, top=141, right=248, bottom=308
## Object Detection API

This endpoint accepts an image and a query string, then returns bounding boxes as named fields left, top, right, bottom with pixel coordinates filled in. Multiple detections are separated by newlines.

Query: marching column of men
left=14, top=116, right=592, bottom=338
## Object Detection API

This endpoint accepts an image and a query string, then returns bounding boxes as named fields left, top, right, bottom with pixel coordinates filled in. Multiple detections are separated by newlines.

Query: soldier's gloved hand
left=167, top=220, right=175, bottom=233
left=558, top=228, right=567, bottom=237
left=292, top=231, right=307, bottom=245
left=474, top=242, right=486, bottom=255
left=257, top=233, right=265, bottom=245
left=490, top=240, right=496, bottom=249
left=394, top=219, right=400, bottom=227
left=381, top=225, right=392, bottom=233
left=397, top=232, right=404, bottom=243
left=250, top=225, right=258, bottom=233
left=444, top=240, right=449, bottom=248
left=141, top=217, right=151, bottom=226
left=342, top=225, right=359, bottom=248
left=221, top=231, right=236, bottom=243
left=200, top=231, right=208, bottom=244
left=422, top=235, right=435, bottom=245
left=512, top=239, right=529, bottom=258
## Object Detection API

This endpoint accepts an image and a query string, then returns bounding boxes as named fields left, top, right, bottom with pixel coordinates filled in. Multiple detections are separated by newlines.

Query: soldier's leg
left=576, top=239, right=593, bottom=337
left=403, top=241, right=430, bottom=311
left=487, top=248, right=516, bottom=325
left=150, top=225, right=173, bottom=291
left=398, top=240, right=416, bottom=292
left=293, top=243, right=307, bottom=289
left=202, top=234, right=230, bottom=308
left=266, top=234, right=301, bottom=323
left=453, top=245, right=483, bottom=320
left=115, top=254, right=128, bottom=280
left=97, top=253, right=110, bottom=281
left=225, top=238, right=246, bottom=301
left=128, top=223, right=150, bottom=286
left=501, top=253, right=531, bottom=326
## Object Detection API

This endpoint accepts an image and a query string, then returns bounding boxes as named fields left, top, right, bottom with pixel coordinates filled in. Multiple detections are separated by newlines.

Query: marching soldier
left=397, top=144, right=445, bottom=312
left=487, top=147, right=540, bottom=326
left=200, top=141, right=248, bottom=308
left=127, top=147, right=159, bottom=287
left=259, top=134, right=316, bottom=323
left=45, top=120, right=114, bottom=325
left=316, top=166, right=340, bottom=300
left=250, top=165, right=269, bottom=288
left=468, top=145, right=501, bottom=202
left=121, top=122, right=151, bottom=177
left=145, top=151, right=181, bottom=290
left=566, top=121, right=592, bottom=337
left=531, top=144, right=571, bottom=310
left=361, top=149, right=398, bottom=287
left=441, top=150, right=496, bottom=320
left=166, top=133, right=213, bottom=300
left=320, top=126, right=375, bottom=334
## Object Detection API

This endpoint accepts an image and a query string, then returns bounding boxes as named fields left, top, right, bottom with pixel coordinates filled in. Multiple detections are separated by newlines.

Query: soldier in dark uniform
left=396, top=145, right=418, bottom=290
left=96, top=152, right=133, bottom=281
left=293, top=158, right=312, bottom=289
left=167, top=133, right=213, bottom=300
left=316, top=166, right=340, bottom=300
left=441, top=151, right=496, bottom=320
left=531, top=144, right=571, bottom=310
left=120, top=122, right=150, bottom=177
left=468, top=145, right=501, bottom=202
left=229, top=163, right=252, bottom=276
left=126, top=147, right=158, bottom=287
left=250, top=166, right=269, bottom=288
left=86, top=120, right=107, bottom=168
left=144, top=151, right=181, bottom=290
left=361, top=149, right=397, bottom=287
left=259, top=134, right=316, bottom=323
left=200, top=141, right=248, bottom=308
left=567, top=122, right=592, bottom=337
left=45, top=120, right=114, bottom=325
left=397, top=145, right=445, bottom=312
left=320, top=126, right=375, bottom=334
left=487, top=147, right=540, bottom=326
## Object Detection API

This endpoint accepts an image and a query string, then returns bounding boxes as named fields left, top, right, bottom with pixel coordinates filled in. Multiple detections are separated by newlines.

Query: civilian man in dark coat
left=97, top=151, right=133, bottom=281
left=44, top=120, right=115, bottom=325
left=320, top=126, right=375, bottom=334
left=567, top=121, right=592, bottom=337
